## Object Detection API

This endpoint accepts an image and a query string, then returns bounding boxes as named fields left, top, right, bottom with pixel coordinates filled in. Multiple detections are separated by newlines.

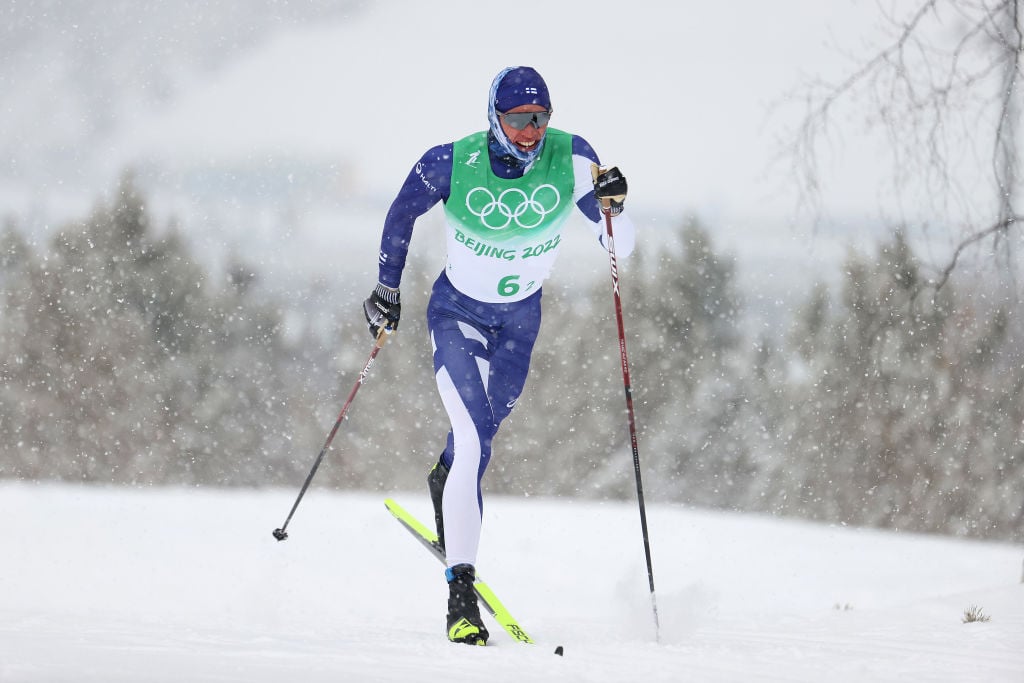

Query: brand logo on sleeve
left=414, top=162, right=437, bottom=193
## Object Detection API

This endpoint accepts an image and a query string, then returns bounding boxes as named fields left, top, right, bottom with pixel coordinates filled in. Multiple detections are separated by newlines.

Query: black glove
left=363, top=283, right=401, bottom=336
left=592, top=165, right=628, bottom=216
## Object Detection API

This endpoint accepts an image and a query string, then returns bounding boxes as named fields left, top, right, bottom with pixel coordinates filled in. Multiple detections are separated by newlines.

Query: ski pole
left=273, top=326, right=391, bottom=541
left=595, top=166, right=660, bottom=641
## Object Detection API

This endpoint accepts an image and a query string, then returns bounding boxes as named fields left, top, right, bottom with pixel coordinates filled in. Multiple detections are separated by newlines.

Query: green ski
left=384, top=498, right=534, bottom=645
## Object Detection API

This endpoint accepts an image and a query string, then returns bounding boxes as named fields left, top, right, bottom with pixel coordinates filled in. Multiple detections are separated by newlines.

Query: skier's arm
left=570, top=135, right=635, bottom=258
left=364, top=145, right=452, bottom=337
left=377, top=144, right=453, bottom=288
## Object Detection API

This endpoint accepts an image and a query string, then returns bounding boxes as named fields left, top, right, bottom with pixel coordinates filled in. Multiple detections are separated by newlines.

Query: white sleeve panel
left=605, top=210, right=636, bottom=259
left=572, top=154, right=636, bottom=260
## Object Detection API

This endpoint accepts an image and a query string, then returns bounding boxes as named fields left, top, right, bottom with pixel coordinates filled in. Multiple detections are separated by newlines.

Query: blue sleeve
left=569, top=133, right=634, bottom=258
left=573, top=134, right=600, bottom=165
left=572, top=135, right=603, bottom=223
left=377, top=144, right=453, bottom=288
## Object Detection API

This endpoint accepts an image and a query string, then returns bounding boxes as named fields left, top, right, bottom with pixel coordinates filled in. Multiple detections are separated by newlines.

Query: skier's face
left=498, top=104, right=549, bottom=154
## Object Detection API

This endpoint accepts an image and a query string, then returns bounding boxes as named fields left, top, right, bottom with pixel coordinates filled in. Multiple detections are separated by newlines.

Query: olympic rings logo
left=465, top=184, right=561, bottom=230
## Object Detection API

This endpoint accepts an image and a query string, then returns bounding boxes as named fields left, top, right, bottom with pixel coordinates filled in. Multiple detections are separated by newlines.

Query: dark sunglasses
left=498, top=110, right=553, bottom=130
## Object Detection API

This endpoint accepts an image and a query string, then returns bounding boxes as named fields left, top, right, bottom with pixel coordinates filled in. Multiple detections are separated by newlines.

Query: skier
left=363, top=65, right=634, bottom=645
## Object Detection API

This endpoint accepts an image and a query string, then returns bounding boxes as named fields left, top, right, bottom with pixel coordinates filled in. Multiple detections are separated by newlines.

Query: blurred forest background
left=1, top=1, right=1022, bottom=544
left=2, top=175, right=1021, bottom=542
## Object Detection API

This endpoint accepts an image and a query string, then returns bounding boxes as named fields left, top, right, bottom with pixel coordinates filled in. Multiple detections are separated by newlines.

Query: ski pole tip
left=272, top=528, right=288, bottom=541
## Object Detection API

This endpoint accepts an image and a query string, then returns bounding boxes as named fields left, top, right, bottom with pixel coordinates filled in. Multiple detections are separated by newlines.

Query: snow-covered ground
left=1, top=483, right=1021, bottom=682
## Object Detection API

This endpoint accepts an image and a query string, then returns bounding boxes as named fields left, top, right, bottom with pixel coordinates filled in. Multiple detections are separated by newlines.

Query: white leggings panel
left=435, top=364, right=486, bottom=568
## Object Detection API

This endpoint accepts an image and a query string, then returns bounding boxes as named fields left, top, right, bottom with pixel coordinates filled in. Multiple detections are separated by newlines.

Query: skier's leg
left=486, top=293, right=542, bottom=429
left=424, top=281, right=541, bottom=645
left=429, top=315, right=495, bottom=569
left=424, top=279, right=541, bottom=570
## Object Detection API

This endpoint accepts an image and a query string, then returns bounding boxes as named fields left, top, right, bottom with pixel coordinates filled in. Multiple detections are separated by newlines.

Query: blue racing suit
left=377, top=129, right=635, bottom=568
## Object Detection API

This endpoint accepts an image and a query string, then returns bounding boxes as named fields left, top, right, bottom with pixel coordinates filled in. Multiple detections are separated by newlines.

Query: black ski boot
left=445, top=564, right=489, bottom=645
left=427, top=457, right=449, bottom=553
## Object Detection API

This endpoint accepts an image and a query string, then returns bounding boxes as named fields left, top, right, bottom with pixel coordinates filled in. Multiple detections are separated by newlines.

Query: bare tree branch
left=783, top=0, right=1023, bottom=290
left=934, top=214, right=1022, bottom=290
